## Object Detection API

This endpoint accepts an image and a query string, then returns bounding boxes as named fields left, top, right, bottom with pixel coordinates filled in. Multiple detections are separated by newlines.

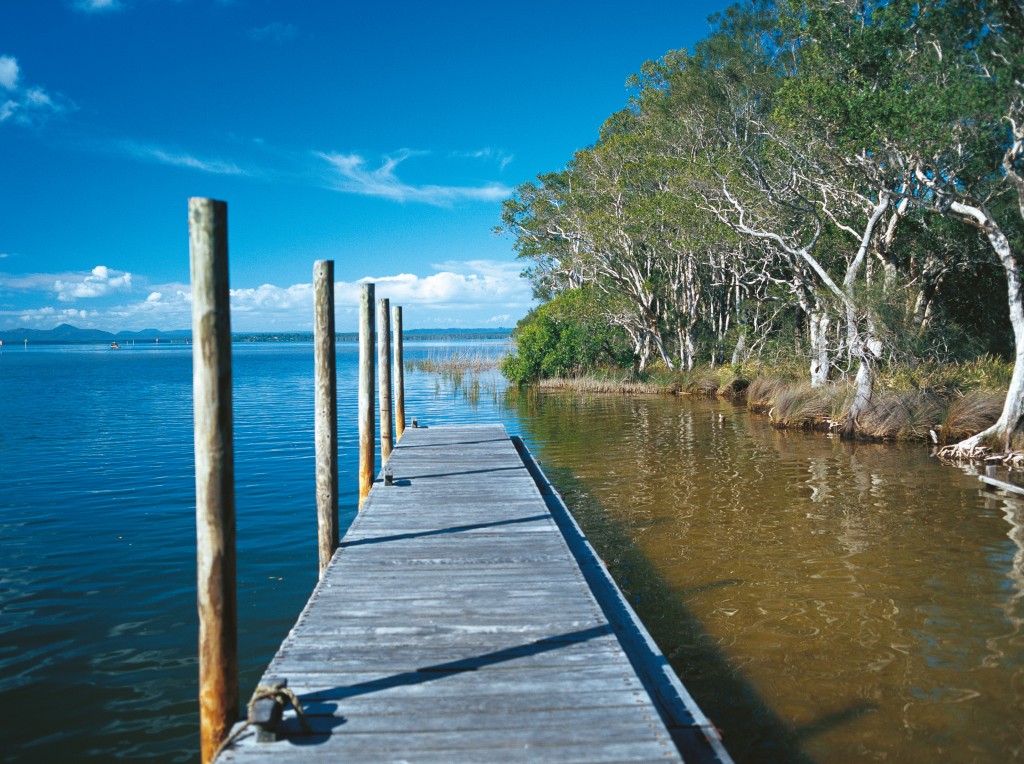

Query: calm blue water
left=4, top=342, right=1022, bottom=762
left=0, top=341, right=515, bottom=762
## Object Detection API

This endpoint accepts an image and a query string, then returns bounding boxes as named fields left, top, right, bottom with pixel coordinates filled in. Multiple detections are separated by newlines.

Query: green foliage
left=500, top=289, right=632, bottom=384
left=495, top=0, right=1024, bottom=443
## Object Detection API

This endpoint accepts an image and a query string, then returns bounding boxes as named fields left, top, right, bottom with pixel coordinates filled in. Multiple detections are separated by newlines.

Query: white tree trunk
left=809, top=310, right=830, bottom=388
left=731, top=331, right=747, bottom=366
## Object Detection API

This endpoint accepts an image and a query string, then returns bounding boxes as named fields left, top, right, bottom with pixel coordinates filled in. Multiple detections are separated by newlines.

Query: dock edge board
left=510, top=435, right=734, bottom=764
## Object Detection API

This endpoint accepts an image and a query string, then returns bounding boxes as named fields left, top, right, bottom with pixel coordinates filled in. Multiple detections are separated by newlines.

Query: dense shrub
left=501, top=289, right=631, bottom=384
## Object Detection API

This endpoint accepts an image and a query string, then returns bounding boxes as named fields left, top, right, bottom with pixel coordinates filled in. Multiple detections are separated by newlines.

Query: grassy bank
left=408, top=347, right=1011, bottom=445
left=527, top=356, right=1012, bottom=445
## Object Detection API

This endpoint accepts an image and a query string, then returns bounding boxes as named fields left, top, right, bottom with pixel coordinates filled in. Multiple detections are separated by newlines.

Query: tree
left=780, top=0, right=1024, bottom=450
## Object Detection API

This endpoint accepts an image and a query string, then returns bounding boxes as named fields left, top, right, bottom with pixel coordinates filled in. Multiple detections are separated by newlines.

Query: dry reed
left=407, top=350, right=504, bottom=374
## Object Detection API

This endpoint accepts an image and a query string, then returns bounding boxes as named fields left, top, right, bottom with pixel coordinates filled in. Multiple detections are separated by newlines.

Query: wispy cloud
left=318, top=150, right=512, bottom=206
left=118, top=140, right=247, bottom=176
left=248, top=22, right=299, bottom=44
left=0, top=55, right=72, bottom=126
left=73, top=0, right=122, bottom=13
left=452, top=147, right=514, bottom=171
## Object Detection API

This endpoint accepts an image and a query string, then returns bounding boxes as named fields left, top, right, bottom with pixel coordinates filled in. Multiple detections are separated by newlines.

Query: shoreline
left=531, top=370, right=1009, bottom=457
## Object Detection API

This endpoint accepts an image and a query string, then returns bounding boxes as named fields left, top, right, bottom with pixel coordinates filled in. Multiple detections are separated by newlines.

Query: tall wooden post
left=378, top=297, right=393, bottom=462
left=358, top=283, right=375, bottom=508
left=313, top=260, right=338, bottom=577
left=189, top=197, right=238, bottom=763
left=393, top=305, right=405, bottom=441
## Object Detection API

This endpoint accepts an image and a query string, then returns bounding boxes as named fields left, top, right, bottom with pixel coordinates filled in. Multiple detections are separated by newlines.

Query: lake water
left=1, top=343, right=1022, bottom=762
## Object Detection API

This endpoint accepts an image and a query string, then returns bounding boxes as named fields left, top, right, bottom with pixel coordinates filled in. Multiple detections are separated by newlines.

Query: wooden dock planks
left=216, top=424, right=730, bottom=763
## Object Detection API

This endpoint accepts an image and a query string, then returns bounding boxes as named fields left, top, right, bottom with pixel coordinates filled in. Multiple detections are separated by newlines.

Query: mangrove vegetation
left=498, top=0, right=1024, bottom=454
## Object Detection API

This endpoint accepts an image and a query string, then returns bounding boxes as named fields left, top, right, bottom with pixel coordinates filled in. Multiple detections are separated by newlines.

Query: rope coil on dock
left=248, top=683, right=311, bottom=732
left=213, top=681, right=311, bottom=758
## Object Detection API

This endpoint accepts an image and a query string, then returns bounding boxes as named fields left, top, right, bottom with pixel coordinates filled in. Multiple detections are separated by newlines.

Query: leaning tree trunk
left=946, top=207, right=1024, bottom=453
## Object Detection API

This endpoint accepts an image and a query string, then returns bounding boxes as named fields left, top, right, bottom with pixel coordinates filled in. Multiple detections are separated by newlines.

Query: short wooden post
left=393, top=305, right=405, bottom=440
left=378, top=297, right=393, bottom=462
left=358, top=283, right=375, bottom=508
left=189, top=197, right=238, bottom=764
left=313, top=260, right=338, bottom=577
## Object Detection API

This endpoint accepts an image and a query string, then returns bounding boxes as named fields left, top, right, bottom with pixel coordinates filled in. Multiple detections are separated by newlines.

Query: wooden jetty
left=214, top=423, right=730, bottom=763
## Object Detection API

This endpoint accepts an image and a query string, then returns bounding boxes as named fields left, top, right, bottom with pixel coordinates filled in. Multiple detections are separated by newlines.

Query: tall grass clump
left=938, top=390, right=1004, bottom=442
left=772, top=383, right=834, bottom=429
left=746, top=377, right=794, bottom=414
left=857, top=390, right=943, bottom=441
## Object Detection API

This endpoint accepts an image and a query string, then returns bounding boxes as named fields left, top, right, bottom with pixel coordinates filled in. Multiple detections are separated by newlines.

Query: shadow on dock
left=271, top=625, right=614, bottom=743
left=338, top=514, right=550, bottom=548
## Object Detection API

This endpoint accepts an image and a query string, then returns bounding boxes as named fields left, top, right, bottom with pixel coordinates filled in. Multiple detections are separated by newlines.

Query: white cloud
left=249, top=22, right=299, bottom=44
left=336, top=260, right=533, bottom=312
left=54, top=265, right=133, bottom=301
left=318, top=150, right=512, bottom=206
left=229, top=282, right=314, bottom=313
left=0, top=262, right=533, bottom=333
left=0, top=55, right=71, bottom=126
left=0, top=56, right=19, bottom=90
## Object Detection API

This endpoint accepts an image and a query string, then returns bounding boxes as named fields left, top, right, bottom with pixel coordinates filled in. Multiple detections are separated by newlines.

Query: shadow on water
left=532, top=459, right=830, bottom=763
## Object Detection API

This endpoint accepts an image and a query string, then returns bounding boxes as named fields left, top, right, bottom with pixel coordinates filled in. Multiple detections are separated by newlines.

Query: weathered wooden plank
left=219, top=737, right=678, bottom=764
left=214, top=424, right=727, bottom=764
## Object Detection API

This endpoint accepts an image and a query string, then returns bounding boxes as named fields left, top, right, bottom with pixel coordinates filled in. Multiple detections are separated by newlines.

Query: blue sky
left=1, top=0, right=730, bottom=332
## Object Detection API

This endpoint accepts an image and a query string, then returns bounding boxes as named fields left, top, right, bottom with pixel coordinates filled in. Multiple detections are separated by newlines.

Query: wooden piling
left=358, top=283, right=375, bottom=508
left=188, top=197, right=238, bottom=764
left=313, top=260, right=338, bottom=577
left=378, top=297, right=393, bottom=462
left=393, top=305, right=405, bottom=440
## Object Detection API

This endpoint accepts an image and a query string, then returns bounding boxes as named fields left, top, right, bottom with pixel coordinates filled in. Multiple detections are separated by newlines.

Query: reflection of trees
left=507, top=388, right=1024, bottom=759
left=983, top=492, right=1024, bottom=670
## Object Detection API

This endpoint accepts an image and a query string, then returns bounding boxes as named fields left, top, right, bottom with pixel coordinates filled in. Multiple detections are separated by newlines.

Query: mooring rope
left=248, top=683, right=312, bottom=732
left=212, top=682, right=311, bottom=759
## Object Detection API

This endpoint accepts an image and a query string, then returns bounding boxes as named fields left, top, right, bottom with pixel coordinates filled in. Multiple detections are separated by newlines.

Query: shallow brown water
left=510, top=391, right=1024, bottom=763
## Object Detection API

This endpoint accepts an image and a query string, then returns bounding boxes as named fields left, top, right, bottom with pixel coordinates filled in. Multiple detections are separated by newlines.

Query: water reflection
left=509, top=391, right=1024, bottom=763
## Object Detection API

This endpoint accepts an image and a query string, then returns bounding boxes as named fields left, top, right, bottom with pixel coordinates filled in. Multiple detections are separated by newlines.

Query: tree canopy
left=499, top=0, right=1024, bottom=449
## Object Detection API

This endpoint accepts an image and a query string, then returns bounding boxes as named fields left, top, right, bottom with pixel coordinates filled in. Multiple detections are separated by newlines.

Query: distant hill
left=0, top=323, right=192, bottom=344
left=0, top=323, right=511, bottom=345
